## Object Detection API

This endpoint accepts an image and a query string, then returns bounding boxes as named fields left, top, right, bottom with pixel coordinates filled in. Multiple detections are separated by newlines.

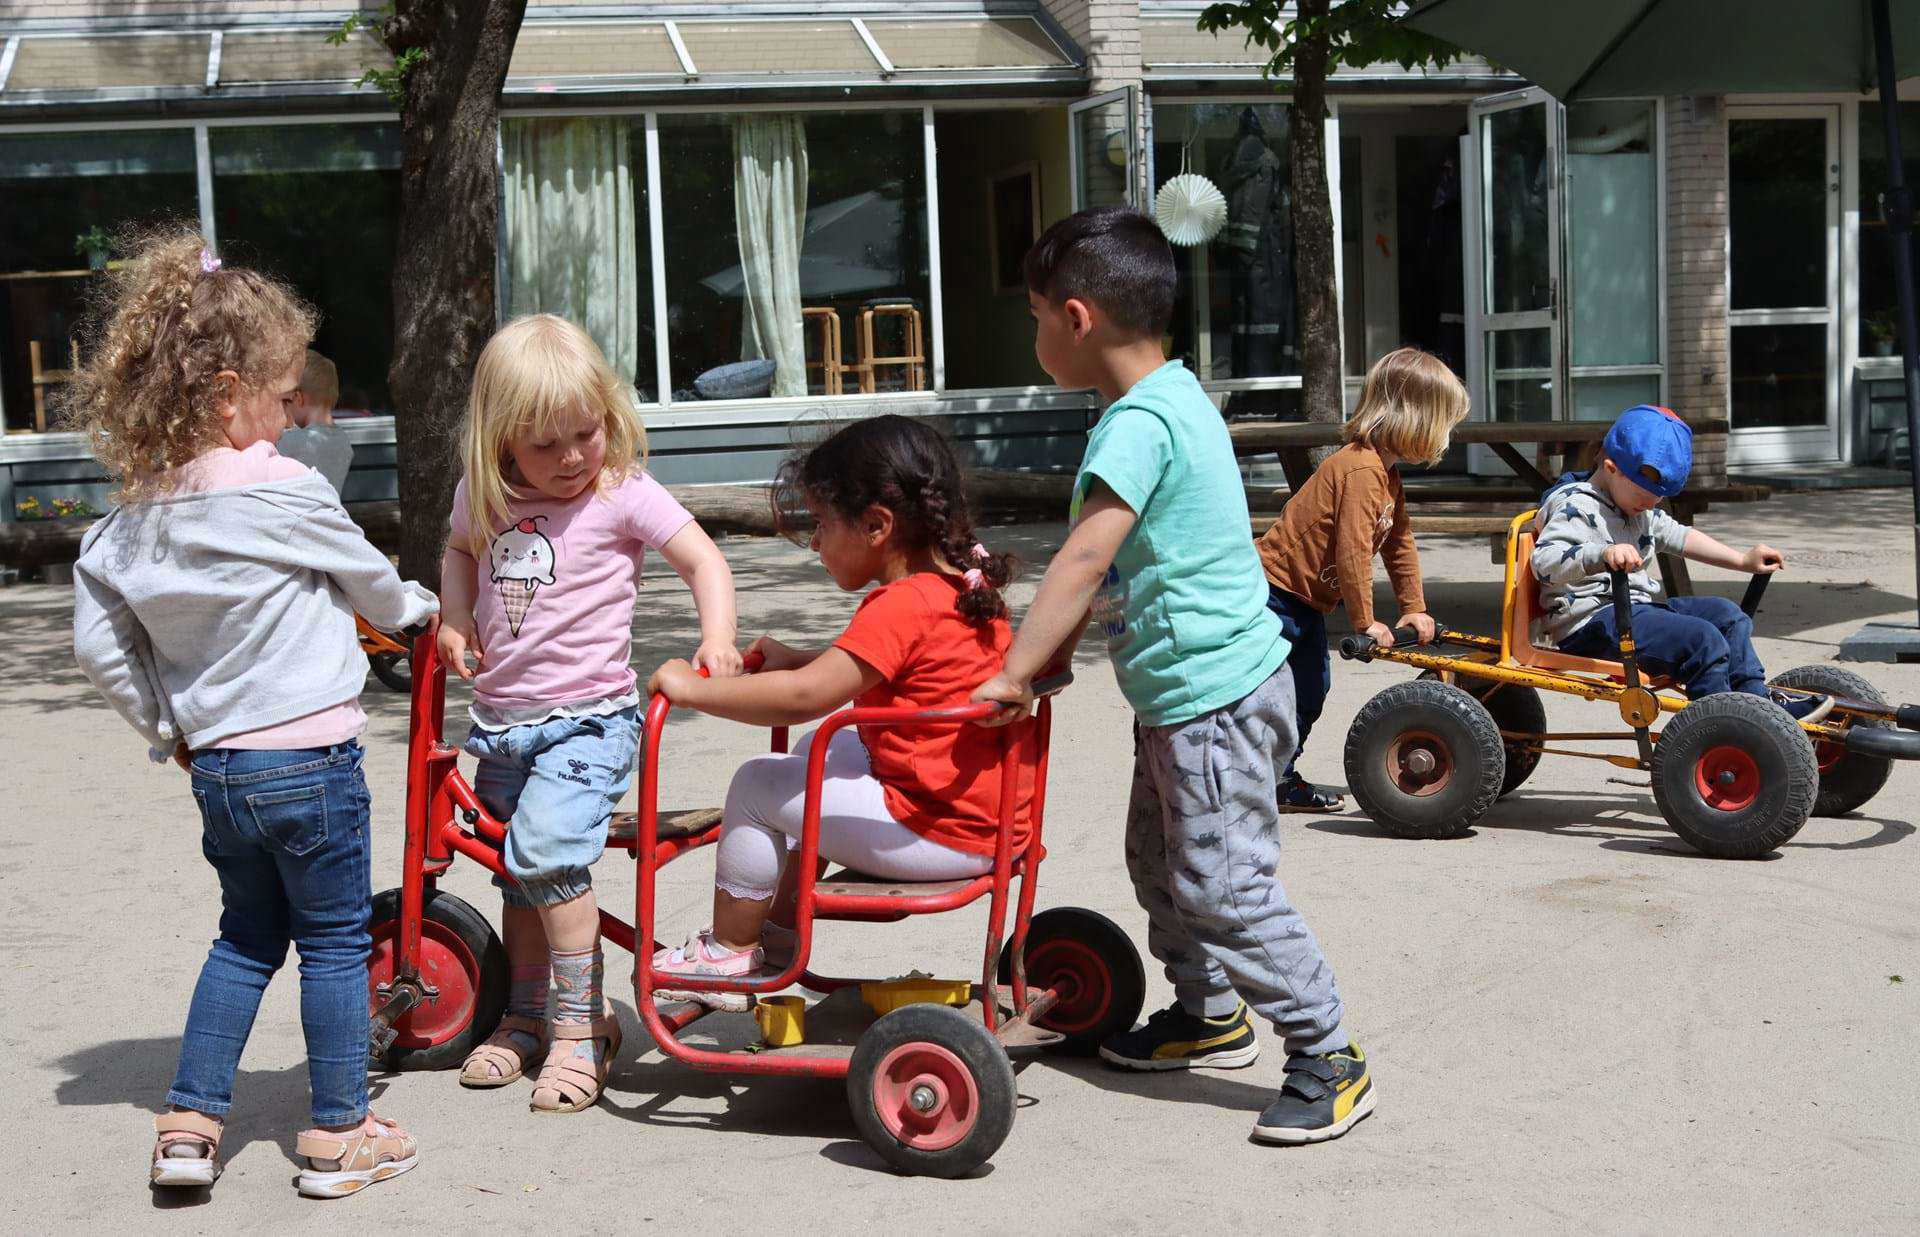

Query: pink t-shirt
left=172, top=442, right=369, bottom=750
left=447, top=470, right=694, bottom=718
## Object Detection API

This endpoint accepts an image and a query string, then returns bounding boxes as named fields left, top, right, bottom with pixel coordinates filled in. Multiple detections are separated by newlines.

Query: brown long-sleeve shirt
left=1256, top=442, right=1425, bottom=631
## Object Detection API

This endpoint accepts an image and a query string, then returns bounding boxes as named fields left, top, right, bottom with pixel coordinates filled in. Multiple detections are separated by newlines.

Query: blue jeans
left=171, top=744, right=372, bottom=1127
left=464, top=707, right=641, bottom=909
left=1266, top=586, right=1331, bottom=783
left=1558, top=595, right=1768, bottom=698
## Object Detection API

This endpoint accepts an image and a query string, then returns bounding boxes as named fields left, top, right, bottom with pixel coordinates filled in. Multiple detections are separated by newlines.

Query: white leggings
left=713, top=729, right=994, bottom=901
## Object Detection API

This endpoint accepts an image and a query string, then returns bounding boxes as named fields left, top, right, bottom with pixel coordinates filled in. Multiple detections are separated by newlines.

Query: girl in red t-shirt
left=647, top=415, right=1025, bottom=1007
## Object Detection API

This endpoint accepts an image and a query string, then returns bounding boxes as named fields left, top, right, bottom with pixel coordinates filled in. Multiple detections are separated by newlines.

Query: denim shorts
left=463, top=707, right=641, bottom=908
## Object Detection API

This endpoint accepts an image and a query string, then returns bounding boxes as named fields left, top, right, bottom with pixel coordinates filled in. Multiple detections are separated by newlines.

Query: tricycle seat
left=1507, top=522, right=1671, bottom=688
left=606, top=807, right=723, bottom=847
left=818, top=869, right=996, bottom=899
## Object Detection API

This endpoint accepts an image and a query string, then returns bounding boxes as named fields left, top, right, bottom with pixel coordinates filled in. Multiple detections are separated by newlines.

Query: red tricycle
left=358, top=625, right=1145, bottom=1177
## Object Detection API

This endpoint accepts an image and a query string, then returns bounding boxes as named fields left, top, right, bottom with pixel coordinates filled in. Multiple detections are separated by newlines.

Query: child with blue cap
left=1531, top=404, right=1833, bottom=721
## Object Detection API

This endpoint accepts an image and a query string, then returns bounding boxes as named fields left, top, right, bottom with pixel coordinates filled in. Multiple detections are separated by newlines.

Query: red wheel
left=367, top=888, right=507, bottom=1071
left=1694, top=745, right=1760, bottom=812
left=870, top=1042, right=980, bottom=1152
left=998, top=906, right=1145, bottom=1054
left=848, top=1004, right=1016, bottom=1177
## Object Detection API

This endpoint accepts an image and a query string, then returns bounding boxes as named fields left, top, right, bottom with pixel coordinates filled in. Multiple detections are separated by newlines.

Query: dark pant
left=171, top=744, right=373, bottom=1127
left=1558, top=594, right=1767, bottom=698
left=1266, top=585, right=1331, bottom=783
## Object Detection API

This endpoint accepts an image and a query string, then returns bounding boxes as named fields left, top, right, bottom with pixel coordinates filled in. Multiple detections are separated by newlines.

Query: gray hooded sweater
left=1529, top=477, right=1689, bottom=645
left=73, top=470, right=437, bottom=755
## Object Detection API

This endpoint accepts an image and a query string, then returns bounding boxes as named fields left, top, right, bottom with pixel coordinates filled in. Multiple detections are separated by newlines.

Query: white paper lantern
left=1155, top=172, right=1227, bottom=247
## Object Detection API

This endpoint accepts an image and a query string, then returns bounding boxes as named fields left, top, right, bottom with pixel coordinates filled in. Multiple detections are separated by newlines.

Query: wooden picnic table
left=1231, top=417, right=1755, bottom=596
left=1229, top=416, right=1732, bottom=491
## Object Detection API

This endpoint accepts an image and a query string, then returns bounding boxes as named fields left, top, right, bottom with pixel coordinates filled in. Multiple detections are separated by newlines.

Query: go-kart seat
left=1507, top=526, right=1646, bottom=681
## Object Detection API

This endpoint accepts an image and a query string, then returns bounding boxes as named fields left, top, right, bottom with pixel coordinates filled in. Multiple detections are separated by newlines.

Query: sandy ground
left=3, top=487, right=1917, bottom=1233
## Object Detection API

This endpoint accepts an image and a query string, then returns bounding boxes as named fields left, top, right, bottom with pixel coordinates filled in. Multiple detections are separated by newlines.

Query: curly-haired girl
left=68, top=226, right=436, bottom=1199
left=646, top=414, right=1021, bottom=1005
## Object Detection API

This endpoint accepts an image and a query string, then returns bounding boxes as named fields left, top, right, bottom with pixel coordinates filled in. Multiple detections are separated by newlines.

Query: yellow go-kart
left=1337, top=511, right=1920, bottom=858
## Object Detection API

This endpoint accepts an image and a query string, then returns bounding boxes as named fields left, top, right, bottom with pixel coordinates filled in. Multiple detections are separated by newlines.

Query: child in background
left=438, top=314, right=740, bottom=1113
left=1256, top=347, right=1466, bottom=811
left=70, top=229, right=437, bottom=1198
left=647, top=415, right=1024, bottom=1005
left=277, top=349, right=353, bottom=493
left=974, top=206, right=1373, bottom=1146
left=1532, top=403, right=1832, bottom=721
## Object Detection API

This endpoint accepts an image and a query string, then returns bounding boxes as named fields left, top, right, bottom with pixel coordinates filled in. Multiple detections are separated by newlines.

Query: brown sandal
left=151, top=1109, right=223, bottom=1188
left=529, top=1015, right=622, bottom=1114
left=459, top=1014, right=549, bottom=1088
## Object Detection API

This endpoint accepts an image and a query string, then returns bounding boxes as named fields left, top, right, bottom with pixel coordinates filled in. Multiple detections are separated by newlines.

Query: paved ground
left=5, top=488, right=1916, bottom=1232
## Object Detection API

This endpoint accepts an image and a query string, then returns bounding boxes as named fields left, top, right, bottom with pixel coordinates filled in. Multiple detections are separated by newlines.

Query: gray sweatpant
left=1124, top=667, right=1348, bottom=1055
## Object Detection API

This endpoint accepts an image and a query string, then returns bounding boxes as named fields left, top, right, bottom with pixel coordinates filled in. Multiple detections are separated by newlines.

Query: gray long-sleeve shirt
left=73, top=466, right=436, bottom=754
left=1530, top=478, right=1689, bottom=645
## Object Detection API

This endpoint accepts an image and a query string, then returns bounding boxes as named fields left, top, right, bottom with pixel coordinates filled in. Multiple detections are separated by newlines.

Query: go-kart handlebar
left=1337, top=624, right=1435, bottom=660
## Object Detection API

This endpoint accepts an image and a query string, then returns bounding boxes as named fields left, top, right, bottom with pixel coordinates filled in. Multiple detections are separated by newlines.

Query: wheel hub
left=1694, top=744, right=1761, bottom=812
left=1385, top=730, right=1454, bottom=798
left=871, top=1042, right=979, bottom=1151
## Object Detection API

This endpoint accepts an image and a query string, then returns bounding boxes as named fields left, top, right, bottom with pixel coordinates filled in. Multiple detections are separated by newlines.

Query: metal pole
left=1871, top=0, right=1920, bottom=626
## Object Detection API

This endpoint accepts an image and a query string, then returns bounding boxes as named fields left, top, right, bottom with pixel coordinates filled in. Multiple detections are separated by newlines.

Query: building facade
left=1, top=0, right=1913, bottom=522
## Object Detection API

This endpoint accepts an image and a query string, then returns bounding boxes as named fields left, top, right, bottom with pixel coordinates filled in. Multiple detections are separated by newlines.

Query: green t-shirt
left=1071, top=361, right=1289, bottom=726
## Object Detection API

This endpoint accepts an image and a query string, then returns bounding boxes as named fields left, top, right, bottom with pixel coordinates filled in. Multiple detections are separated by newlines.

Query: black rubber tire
left=1650, top=693, right=1817, bottom=858
left=368, top=887, right=508, bottom=1071
left=1420, top=672, right=1547, bottom=797
left=1771, top=664, right=1894, bottom=817
left=1344, top=679, right=1505, bottom=839
left=847, top=1003, right=1018, bottom=1178
left=996, top=907, right=1146, bottom=1056
left=369, top=651, right=411, bottom=693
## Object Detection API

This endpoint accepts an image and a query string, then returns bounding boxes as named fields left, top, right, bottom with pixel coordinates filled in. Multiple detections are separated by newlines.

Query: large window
left=0, top=129, right=199, bottom=432
left=1151, top=103, right=1298, bottom=386
left=210, top=123, right=402, bottom=415
left=657, top=111, right=929, bottom=403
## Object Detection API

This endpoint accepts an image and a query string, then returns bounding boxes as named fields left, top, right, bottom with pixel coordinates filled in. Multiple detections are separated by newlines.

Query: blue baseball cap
left=1602, top=404, right=1691, bottom=498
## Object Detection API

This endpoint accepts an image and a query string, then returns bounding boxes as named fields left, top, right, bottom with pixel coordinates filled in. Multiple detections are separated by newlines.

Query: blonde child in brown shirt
left=1255, top=347, right=1468, bottom=810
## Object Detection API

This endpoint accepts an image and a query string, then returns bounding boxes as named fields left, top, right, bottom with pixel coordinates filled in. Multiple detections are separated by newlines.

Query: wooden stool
left=802, top=306, right=844, bottom=396
left=28, top=339, right=79, bottom=433
left=853, top=298, right=925, bottom=394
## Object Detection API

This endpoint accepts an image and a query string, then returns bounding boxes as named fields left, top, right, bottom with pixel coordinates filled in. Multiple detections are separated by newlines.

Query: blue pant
left=172, top=744, right=372, bottom=1127
left=465, top=707, right=641, bottom=909
left=1266, top=586, right=1331, bottom=783
left=1558, top=594, right=1767, bottom=698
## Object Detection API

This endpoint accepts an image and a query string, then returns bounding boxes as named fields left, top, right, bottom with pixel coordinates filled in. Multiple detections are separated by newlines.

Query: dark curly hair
left=772, top=414, right=1016, bottom=626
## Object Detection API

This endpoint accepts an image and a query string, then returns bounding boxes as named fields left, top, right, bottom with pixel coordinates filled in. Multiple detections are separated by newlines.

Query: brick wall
left=0, top=0, right=658, bottom=24
left=1665, top=95, right=1730, bottom=423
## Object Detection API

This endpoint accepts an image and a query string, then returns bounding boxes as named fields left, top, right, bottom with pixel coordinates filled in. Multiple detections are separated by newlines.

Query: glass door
left=1726, top=106, right=1841, bottom=464
left=1069, top=87, right=1138, bottom=209
left=1471, top=88, right=1563, bottom=423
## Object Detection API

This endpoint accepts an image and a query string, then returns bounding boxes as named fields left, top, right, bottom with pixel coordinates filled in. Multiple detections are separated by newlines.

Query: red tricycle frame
left=362, top=625, right=1143, bottom=1175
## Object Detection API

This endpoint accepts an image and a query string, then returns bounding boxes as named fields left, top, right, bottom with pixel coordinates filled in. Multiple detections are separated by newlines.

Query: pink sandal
left=529, top=1015, right=622, bottom=1114
left=295, top=1113, right=419, bottom=1199
left=151, top=1110, right=223, bottom=1188
left=459, top=1014, right=549, bottom=1088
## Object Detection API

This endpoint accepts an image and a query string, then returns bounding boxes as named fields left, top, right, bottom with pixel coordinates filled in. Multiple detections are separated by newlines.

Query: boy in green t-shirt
left=974, top=206, right=1373, bottom=1145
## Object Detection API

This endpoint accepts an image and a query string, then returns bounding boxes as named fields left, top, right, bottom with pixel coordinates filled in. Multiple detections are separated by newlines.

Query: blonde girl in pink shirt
left=438, top=314, right=740, bottom=1113
left=71, top=229, right=435, bottom=1199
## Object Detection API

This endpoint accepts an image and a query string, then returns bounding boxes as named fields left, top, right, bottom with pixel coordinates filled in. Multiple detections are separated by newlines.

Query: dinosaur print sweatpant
left=1124, top=667, right=1348, bottom=1055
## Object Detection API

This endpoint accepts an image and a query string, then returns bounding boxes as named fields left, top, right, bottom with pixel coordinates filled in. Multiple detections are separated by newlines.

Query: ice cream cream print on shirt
left=489, top=516, right=556, bottom=636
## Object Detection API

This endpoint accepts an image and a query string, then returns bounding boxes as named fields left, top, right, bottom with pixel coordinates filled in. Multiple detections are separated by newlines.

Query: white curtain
left=504, top=118, right=642, bottom=390
left=732, top=116, right=808, bottom=398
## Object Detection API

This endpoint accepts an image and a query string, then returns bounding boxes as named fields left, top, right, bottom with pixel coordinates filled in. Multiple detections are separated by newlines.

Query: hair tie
left=198, top=249, right=222, bottom=274
left=970, top=542, right=988, bottom=562
left=963, top=568, right=987, bottom=591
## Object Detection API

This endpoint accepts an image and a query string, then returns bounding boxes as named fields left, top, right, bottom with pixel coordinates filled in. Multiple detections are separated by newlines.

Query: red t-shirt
left=832, top=572, right=1033, bottom=857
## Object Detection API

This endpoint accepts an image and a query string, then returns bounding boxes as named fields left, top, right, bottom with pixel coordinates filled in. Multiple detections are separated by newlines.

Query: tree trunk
left=383, top=0, right=528, bottom=584
left=1289, top=0, right=1342, bottom=457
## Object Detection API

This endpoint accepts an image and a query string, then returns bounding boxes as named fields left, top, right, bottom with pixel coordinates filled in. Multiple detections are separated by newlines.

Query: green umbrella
left=1408, top=0, right=1920, bottom=631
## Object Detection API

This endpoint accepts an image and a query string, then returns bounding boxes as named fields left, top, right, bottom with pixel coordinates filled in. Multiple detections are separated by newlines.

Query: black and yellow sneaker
left=1251, top=1041, right=1375, bottom=1144
left=1097, top=1000, right=1260, bottom=1071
